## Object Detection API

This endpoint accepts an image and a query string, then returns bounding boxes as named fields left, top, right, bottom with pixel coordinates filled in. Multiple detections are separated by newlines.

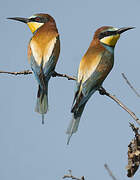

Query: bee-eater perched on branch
left=66, top=26, right=134, bottom=144
left=8, top=13, right=60, bottom=124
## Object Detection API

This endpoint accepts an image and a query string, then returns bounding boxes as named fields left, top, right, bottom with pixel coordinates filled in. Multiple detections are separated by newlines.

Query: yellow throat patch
left=100, top=34, right=120, bottom=46
left=27, top=22, right=44, bottom=33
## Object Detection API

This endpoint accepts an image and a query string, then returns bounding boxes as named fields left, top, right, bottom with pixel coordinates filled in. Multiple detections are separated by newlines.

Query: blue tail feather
left=66, top=102, right=86, bottom=145
left=35, top=84, right=48, bottom=124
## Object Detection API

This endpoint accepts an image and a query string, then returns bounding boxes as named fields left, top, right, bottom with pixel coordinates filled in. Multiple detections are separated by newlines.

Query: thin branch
left=0, top=70, right=32, bottom=75
left=0, top=70, right=76, bottom=80
left=98, top=87, right=140, bottom=126
left=63, top=170, right=85, bottom=180
left=129, top=122, right=139, bottom=135
left=63, top=175, right=84, bottom=180
left=104, top=164, right=118, bottom=180
left=1, top=69, right=140, bottom=126
left=122, top=73, right=140, bottom=97
left=52, top=71, right=76, bottom=81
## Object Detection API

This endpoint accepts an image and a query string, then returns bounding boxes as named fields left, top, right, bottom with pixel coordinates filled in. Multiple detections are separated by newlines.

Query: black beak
left=7, top=17, right=29, bottom=24
left=117, top=27, right=135, bottom=34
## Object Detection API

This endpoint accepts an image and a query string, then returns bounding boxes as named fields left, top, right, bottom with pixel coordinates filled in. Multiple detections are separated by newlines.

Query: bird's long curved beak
left=117, top=27, right=135, bottom=34
left=7, top=17, right=29, bottom=24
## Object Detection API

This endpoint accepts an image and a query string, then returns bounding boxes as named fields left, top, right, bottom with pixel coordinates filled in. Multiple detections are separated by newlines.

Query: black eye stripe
left=99, top=30, right=117, bottom=39
left=29, top=17, right=48, bottom=23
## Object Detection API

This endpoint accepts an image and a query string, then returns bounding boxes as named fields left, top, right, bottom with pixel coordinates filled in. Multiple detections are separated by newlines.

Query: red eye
left=35, top=17, right=40, bottom=21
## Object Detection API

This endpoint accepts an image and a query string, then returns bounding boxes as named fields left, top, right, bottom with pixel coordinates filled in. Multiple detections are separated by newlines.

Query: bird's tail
left=66, top=102, right=86, bottom=145
left=35, top=84, right=48, bottom=124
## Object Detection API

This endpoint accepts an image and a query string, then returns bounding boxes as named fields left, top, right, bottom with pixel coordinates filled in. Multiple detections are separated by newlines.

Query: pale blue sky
left=0, top=0, right=140, bottom=179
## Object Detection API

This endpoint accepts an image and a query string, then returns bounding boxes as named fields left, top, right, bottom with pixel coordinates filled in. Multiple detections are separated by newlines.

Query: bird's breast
left=95, top=50, right=114, bottom=81
left=43, top=37, right=57, bottom=67
left=78, top=46, right=114, bottom=84
left=30, top=40, right=42, bottom=66
left=78, top=48, right=103, bottom=83
left=29, top=32, right=58, bottom=67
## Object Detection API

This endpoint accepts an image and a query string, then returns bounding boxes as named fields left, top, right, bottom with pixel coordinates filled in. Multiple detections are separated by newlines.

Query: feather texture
left=67, top=26, right=115, bottom=143
left=27, top=14, right=60, bottom=123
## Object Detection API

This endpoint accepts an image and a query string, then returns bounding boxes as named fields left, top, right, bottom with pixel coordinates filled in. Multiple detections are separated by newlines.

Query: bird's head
left=94, top=26, right=135, bottom=47
left=7, top=13, right=55, bottom=33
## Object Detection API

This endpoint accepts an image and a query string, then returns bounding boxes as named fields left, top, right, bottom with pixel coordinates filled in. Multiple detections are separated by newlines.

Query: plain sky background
left=0, top=0, right=140, bottom=179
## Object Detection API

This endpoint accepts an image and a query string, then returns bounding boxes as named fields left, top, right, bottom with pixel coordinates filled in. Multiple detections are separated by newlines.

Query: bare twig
left=52, top=71, right=76, bottom=81
left=0, top=70, right=32, bottom=75
left=63, top=170, right=85, bottom=180
left=122, top=73, right=140, bottom=97
left=129, top=123, right=139, bottom=135
left=104, top=164, right=118, bottom=180
left=63, top=175, right=84, bottom=180
left=0, top=70, right=76, bottom=80
left=98, top=87, right=140, bottom=126
left=1, top=69, right=140, bottom=126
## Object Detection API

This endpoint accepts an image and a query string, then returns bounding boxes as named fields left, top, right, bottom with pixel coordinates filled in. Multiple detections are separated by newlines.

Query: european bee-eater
left=8, top=13, right=60, bottom=124
left=67, top=26, right=134, bottom=144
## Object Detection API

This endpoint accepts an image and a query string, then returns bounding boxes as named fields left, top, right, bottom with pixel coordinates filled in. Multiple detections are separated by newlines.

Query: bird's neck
left=43, top=21, right=58, bottom=33
left=90, top=37, right=115, bottom=54
left=101, top=43, right=114, bottom=54
left=33, top=21, right=58, bottom=36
